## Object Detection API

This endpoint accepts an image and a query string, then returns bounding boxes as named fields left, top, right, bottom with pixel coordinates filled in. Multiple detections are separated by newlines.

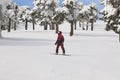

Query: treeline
left=0, top=0, right=98, bottom=37
left=100, top=0, right=120, bottom=42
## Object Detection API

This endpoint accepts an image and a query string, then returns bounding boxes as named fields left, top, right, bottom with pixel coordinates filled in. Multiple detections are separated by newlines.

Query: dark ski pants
left=56, top=44, right=65, bottom=54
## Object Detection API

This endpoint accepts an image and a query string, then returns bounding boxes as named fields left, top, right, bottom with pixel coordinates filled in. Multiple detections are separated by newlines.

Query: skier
left=55, top=31, right=65, bottom=55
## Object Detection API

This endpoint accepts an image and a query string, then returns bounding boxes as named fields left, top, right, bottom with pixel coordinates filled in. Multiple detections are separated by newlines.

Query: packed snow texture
left=0, top=20, right=120, bottom=80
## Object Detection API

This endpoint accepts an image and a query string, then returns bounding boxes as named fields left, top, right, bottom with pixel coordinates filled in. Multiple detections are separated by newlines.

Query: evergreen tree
left=77, top=3, right=98, bottom=31
left=30, top=9, right=37, bottom=30
left=53, top=7, right=65, bottom=33
left=62, top=0, right=79, bottom=36
left=88, top=3, right=98, bottom=31
left=101, top=0, right=120, bottom=42
left=0, top=1, right=8, bottom=33
left=13, top=4, right=19, bottom=30
left=18, top=6, right=31, bottom=30
left=6, top=1, right=19, bottom=32
left=77, top=5, right=90, bottom=30
left=0, top=5, right=3, bottom=37
left=33, top=0, right=59, bottom=30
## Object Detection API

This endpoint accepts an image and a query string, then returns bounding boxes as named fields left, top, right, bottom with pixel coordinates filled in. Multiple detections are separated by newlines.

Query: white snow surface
left=0, top=20, right=120, bottom=80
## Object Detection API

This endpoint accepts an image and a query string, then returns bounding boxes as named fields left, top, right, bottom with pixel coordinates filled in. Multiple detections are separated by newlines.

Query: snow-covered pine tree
left=0, top=0, right=13, bottom=32
left=100, top=0, right=120, bottom=42
left=18, top=6, right=31, bottom=30
left=6, top=2, right=15, bottom=32
left=30, top=9, right=36, bottom=30
left=52, top=7, right=65, bottom=33
left=0, top=5, right=3, bottom=37
left=32, top=0, right=44, bottom=29
left=53, top=0, right=80, bottom=35
left=13, top=4, right=19, bottom=30
left=87, top=3, right=98, bottom=31
left=76, top=2, right=84, bottom=29
left=33, top=0, right=59, bottom=30
left=77, top=3, right=98, bottom=31
left=62, top=0, right=79, bottom=36
left=6, top=1, right=19, bottom=32
left=77, top=5, right=90, bottom=30
left=0, top=0, right=19, bottom=35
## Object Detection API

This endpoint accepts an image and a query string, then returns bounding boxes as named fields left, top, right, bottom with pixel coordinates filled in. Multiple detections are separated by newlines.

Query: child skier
left=55, top=31, right=65, bottom=55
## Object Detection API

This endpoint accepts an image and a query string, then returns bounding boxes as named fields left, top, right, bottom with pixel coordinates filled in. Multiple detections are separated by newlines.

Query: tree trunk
left=79, top=21, right=81, bottom=27
left=0, top=25, right=1, bottom=37
left=8, top=18, right=11, bottom=32
left=86, top=22, right=88, bottom=30
left=91, top=21, right=94, bottom=31
left=44, top=24, right=47, bottom=30
left=70, top=21, right=74, bottom=36
left=56, top=24, right=59, bottom=34
left=74, top=20, right=77, bottom=30
left=52, top=23, right=55, bottom=30
left=49, top=24, right=52, bottom=30
left=32, top=18, right=35, bottom=30
left=0, top=31, right=1, bottom=38
left=25, top=18, right=28, bottom=30
left=119, top=34, right=120, bottom=42
left=82, top=22, right=85, bottom=30
left=33, top=21, right=35, bottom=30
left=14, top=21, right=16, bottom=30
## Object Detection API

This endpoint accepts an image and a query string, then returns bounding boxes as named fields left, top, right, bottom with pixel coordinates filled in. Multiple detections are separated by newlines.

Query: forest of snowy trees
left=0, top=0, right=120, bottom=41
left=100, top=0, right=120, bottom=41
left=0, top=0, right=19, bottom=37
left=0, top=0, right=98, bottom=36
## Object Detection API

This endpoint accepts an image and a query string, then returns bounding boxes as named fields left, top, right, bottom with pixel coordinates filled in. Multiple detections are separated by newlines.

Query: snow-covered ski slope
left=0, top=20, right=120, bottom=80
